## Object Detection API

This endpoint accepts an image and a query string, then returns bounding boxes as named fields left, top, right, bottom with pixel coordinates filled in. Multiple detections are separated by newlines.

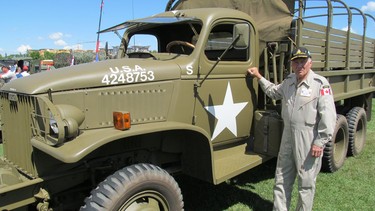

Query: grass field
left=178, top=100, right=375, bottom=211
left=0, top=100, right=374, bottom=210
left=178, top=132, right=375, bottom=211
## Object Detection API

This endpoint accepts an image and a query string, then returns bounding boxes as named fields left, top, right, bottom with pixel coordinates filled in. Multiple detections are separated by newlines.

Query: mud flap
left=253, top=110, right=283, bottom=157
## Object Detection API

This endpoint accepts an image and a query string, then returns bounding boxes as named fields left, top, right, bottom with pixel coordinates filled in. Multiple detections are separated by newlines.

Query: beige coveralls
left=258, top=70, right=336, bottom=211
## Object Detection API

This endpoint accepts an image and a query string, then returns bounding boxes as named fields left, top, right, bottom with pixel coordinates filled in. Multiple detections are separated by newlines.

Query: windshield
left=100, top=16, right=202, bottom=60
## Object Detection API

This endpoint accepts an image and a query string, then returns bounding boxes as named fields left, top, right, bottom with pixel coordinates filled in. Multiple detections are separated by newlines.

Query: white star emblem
left=204, top=82, right=248, bottom=140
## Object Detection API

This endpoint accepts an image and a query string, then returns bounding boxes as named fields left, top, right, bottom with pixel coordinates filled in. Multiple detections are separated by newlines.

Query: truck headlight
left=63, top=117, right=80, bottom=138
left=49, top=117, right=59, bottom=135
left=49, top=105, right=85, bottom=140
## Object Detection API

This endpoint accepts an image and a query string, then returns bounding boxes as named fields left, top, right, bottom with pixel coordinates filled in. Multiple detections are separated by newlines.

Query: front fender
left=31, top=121, right=211, bottom=163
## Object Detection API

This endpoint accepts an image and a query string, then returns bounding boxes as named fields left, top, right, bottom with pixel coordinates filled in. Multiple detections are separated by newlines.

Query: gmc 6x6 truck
left=1, top=0, right=374, bottom=210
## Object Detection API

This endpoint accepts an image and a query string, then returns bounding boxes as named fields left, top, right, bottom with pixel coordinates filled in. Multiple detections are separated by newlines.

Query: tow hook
left=35, top=188, right=51, bottom=211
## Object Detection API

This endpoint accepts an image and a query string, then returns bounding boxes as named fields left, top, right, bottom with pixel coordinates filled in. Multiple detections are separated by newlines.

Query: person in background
left=10, top=61, right=18, bottom=73
left=16, top=65, right=30, bottom=78
left=15, top=67, right=22, bottom=75
left=1, top=65, right=17, bottom=83
left=247, top=47, right=336, bottom=211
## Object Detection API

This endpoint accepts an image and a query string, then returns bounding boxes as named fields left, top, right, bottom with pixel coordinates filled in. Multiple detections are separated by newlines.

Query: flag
left=95, top=40, right=100, bottom=62
left=95, top=53, right=99, bottom=62
left=320, top=86, right=332, bottom=96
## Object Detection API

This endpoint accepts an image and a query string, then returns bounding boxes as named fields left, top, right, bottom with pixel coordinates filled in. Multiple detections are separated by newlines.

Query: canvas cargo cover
left=167, top=0, right=294, bottom=43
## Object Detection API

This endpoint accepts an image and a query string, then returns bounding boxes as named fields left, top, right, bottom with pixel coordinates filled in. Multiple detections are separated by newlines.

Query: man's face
left=291, top=57, right=312, bottom=81
left=1, top=67, right=9, bottom=73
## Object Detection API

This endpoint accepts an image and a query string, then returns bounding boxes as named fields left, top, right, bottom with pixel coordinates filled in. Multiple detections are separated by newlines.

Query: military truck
left=0, top=0, right=374, bottom=210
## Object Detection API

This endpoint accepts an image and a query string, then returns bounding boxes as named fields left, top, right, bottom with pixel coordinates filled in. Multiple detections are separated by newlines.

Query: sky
left=0, top=0, right=374, bottom=56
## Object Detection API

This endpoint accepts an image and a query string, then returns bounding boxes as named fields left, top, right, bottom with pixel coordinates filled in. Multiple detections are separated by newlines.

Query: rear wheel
left=346, top=107, right=367, bottom=156
left=322, top=114, right=349, bottom=172
left=81, top=163, right=183, bottom=211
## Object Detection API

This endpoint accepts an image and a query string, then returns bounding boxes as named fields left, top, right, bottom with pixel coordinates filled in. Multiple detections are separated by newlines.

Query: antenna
left=132, top=0, right=136, bottom=47
left=95, top=0, right=104, bottom=62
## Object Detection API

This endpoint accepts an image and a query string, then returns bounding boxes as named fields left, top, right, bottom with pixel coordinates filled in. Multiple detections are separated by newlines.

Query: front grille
left=1, top=92, right=37, bottom=177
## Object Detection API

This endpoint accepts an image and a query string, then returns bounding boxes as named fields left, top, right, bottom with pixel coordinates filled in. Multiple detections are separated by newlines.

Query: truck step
left=213, top=143, right=270, bottom=184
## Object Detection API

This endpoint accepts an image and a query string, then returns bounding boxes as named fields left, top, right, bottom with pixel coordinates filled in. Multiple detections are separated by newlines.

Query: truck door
left=194, top=21, right=257, bottom=145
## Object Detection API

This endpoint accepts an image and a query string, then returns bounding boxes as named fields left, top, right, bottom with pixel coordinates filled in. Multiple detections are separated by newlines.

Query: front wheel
left=81, top=163, right=184, bottom=211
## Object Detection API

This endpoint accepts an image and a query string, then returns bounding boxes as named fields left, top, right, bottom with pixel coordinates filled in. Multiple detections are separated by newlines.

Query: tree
left=54, top=52, right=71, bottom=68
left=43, top=51, right=55, bottom=60
left=29, top=51, right=41, bottom=60
left=74, top=51, right=96, bottom=65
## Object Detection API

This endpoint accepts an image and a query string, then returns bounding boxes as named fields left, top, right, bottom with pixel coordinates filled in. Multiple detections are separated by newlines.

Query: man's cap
left=291, top=47, right=311, bottom=60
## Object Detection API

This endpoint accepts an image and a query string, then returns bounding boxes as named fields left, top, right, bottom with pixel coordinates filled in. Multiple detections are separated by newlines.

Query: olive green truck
left=1, top=0, right=374, bottom=210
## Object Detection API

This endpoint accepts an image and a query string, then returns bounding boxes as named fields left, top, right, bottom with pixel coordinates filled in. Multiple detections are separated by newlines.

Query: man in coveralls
left=247, top=47, right=336, bottom=210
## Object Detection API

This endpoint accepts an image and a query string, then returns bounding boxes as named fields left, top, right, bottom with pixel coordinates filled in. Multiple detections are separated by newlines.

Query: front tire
left=81, top=163, right=184, bottom=211
left=346, top=107, right=367, bottom=156
left=322, top=114, right=349, bottom=173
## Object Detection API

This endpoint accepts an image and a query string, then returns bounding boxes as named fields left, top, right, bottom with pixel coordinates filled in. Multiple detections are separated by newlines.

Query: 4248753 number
left=101, top=71, right=155, bottom=85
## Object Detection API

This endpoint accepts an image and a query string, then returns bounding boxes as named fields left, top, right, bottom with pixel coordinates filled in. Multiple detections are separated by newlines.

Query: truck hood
left=2, top=59, right=181, bottom=94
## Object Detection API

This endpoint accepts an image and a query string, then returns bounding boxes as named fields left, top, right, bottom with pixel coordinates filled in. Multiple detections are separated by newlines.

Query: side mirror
left=233, top=23, right=250, bottom=49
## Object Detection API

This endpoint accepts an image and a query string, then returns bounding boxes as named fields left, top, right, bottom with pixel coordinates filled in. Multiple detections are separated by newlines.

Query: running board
left=213, top=142, right=271, bottom=184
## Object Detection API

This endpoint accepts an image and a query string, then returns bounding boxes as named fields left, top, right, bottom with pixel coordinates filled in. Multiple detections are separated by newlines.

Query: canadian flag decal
left=320, top=86, right=332, bottom=96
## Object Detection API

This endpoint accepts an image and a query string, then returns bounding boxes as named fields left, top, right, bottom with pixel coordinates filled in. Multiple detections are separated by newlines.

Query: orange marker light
left=113, top=111, right=131, bottom=130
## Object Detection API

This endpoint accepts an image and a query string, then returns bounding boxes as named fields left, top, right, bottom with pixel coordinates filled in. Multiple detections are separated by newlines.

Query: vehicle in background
left=39, top=59, right=55, bottom=71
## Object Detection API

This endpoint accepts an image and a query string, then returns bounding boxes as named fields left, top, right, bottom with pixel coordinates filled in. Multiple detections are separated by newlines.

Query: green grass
left=0, top=100, right=374, bottom=210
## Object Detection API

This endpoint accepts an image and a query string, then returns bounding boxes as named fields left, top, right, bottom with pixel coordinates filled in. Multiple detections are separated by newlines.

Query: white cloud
left=341, top=26, right=357, bottom=34
left=64, top=44, right=83, bottom=50
left=17, top=45, right=32, bottom=54
left=361, top=1, right=375, bottom=12
left=49, top=32, right=72, bottom=47
left=54, top=39, right=67, bottom=46
left=49, top=32, right=63, bottom=40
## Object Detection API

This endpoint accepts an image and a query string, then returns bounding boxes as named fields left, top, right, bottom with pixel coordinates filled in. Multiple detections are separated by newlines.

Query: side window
left=205, top=23, right=249, bottom=61
left=206, top=31, right=233, bottom=50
